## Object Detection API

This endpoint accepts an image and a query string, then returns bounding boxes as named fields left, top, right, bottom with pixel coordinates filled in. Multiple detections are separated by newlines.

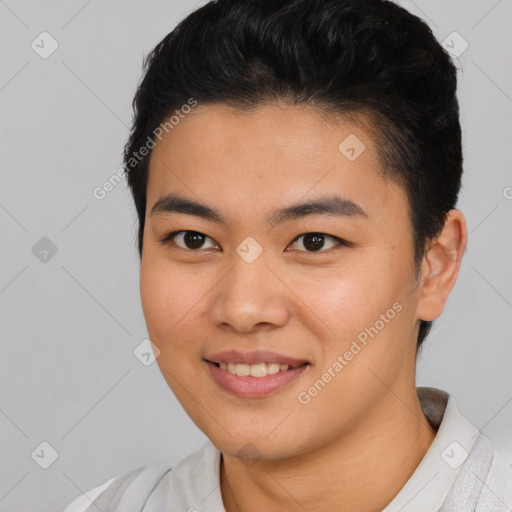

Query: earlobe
left=416, top=209, right=468, bottom=322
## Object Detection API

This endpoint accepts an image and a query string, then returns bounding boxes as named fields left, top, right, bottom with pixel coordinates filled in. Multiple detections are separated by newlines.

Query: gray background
left=0, top=1, right=510, bottom=511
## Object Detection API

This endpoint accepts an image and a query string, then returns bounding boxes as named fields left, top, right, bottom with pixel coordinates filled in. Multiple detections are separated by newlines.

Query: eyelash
left=158, top=230, right=350, bottom=254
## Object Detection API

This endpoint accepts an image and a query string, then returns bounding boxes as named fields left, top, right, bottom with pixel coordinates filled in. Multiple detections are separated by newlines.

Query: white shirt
left=62, top=387, right=512, bottom=511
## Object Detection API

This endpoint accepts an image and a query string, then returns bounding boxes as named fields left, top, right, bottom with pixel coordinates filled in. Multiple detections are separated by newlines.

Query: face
left=140, top=103, right=423, bottom=460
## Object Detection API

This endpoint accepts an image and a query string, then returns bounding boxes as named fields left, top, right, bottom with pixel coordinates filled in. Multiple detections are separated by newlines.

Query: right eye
left=159, top=230, right=220, bottom=251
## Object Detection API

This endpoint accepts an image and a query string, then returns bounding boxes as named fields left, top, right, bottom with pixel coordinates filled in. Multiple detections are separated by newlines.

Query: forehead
left=146, top=103, right=409, bottom=226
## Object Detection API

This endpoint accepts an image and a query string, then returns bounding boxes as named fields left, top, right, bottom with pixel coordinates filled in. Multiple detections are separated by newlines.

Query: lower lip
left=206, top=361, right=309, bottom=398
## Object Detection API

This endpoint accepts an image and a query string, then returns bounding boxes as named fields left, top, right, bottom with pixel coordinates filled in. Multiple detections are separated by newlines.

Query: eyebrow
left=151, top=193, right=367, bottom=227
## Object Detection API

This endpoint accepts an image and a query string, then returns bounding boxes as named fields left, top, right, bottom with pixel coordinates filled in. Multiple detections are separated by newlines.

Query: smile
left=206, top=360, right=310, bottom=398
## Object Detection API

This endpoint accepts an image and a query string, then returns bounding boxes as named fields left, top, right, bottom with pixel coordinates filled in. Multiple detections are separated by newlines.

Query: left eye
left=288, top=233, right=345, bottom=253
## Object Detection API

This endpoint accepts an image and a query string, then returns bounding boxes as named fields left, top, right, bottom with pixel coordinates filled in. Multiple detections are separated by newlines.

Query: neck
left=220, top=388, right=437, bottom=512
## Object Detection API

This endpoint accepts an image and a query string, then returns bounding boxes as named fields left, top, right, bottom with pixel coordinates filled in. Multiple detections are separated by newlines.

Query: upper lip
left=205, top=350, right=310, bottom=368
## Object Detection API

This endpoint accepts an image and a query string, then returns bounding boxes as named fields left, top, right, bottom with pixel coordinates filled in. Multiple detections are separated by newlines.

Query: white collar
left=381, top=387, right=479, bottom=511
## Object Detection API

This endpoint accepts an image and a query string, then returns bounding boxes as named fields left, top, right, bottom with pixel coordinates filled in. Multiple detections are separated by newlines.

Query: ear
left=416, top=209, right=468, bottom=322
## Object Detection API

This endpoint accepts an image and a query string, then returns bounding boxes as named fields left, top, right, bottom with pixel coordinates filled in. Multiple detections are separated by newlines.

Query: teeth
left=217, top=362, right=292, bottom=377
left=249, top=363, right=267, bottom=377
left=267, top=363, right=280, bottom=374
left=236, top=364, right=250, bottom=376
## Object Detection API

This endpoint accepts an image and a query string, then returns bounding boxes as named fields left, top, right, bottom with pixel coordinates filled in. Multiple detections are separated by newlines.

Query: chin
left=208, top=426, right=310, bottom=463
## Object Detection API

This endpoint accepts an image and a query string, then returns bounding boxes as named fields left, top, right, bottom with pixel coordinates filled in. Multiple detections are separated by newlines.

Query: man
left=63, top=0, right=512, bottom=510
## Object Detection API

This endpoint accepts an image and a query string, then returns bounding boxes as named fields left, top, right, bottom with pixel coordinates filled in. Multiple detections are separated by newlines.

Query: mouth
left=204, top=350, right=311, bottom=397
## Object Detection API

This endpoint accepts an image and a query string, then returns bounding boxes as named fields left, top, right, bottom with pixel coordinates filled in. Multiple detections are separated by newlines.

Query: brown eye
left=289, top=233, right=345, bottom=253
left=162, top=230, right=218, bottom=250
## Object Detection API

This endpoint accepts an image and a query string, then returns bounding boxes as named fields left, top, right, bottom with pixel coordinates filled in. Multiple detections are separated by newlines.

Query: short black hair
left=123, top=0, right=463, bottom=353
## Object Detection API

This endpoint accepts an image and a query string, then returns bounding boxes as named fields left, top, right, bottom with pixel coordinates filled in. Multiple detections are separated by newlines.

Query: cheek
left=289, top=261, right=415, bottom=386
left=140, top=257, right=206, bottom=344
left=292, top=260, right=402, bottom=337
left=140, top=259, right=210, bottom=401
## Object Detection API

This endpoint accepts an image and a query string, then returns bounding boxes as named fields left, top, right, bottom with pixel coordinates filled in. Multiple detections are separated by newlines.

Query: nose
left=209, top=251, right=291, bottom=334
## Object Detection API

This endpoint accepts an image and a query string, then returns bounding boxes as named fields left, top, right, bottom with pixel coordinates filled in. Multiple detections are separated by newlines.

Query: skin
left=140, top=102, right=467, bottom=512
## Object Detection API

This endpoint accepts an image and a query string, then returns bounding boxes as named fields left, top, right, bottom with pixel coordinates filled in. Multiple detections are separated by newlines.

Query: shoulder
left=477, top=443, right=512, bottom=510
left=441, top=433, right=512, bottom=511
left=61, top=464, right=171, bottom=512
left=60, top=441, right=219, bottom=512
